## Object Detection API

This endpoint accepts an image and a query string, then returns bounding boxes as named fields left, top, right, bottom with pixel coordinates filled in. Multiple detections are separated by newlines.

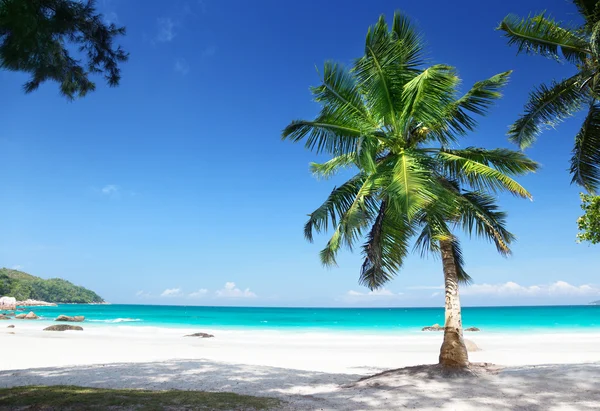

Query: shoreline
left=2, top=322, right=600, bottom=373
left=2, top=322, right=599, bottom=409
left=4, top=315, right=600, bottom=335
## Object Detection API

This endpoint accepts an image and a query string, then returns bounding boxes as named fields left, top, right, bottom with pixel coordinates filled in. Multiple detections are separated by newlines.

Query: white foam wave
left=89, top=318, right=143, bottom=323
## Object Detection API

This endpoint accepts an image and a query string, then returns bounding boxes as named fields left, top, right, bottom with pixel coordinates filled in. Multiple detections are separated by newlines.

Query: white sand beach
left=1, top=323, right=600, bottom=410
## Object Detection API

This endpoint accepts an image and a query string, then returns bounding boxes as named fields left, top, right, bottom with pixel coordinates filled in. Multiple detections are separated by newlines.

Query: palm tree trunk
left=438, top=239, right=469, bottom=368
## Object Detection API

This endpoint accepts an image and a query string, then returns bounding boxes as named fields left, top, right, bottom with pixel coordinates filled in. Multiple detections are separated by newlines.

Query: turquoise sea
left=15, top=304, right=600, bottom=333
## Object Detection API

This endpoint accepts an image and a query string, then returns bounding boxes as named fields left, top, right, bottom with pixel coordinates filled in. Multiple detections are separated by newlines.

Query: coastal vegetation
left=0, top=0, right=128, bottom=99
left=283, top=12, right=537, bottom=369
left=578, top=193, right=600, bottom=243
left=499, top=0, right=600, bottom=241
left=0, top=386, right=282, bottom=410
left=0, top=268, right=104, bottom=304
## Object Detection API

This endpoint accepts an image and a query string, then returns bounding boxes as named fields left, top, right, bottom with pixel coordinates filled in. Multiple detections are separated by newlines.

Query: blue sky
left=0, top=0, right=598, bottom=307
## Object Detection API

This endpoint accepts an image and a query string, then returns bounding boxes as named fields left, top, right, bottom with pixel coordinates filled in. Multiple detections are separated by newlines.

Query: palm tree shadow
left=0, top=360, right=599, bottom=410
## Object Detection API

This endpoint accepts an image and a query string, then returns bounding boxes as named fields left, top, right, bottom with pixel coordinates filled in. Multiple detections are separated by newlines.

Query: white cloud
left=174, top=58, right=190, bottom=75
left=101, top=185, right=119, bottom=195
left=136, top=290, right=151, bottom=298
left=215, top=282, right=256, bottom=298
left=161, top=288, right=182, bottom=297
left=189, top=288, right=208, bottom=298
left=346, top=288, right=402, bottom=297
left=11, top=265, right=23, bottom=270
left=157, top=18, right=176, bottom=42
left=462, top=281, right=600, bottom=297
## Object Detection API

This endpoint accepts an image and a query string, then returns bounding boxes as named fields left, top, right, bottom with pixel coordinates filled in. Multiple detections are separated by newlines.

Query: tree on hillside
left=498, top=1, right=600, bottom=240
left=0, top=0, right=128, bottom=99
left=283, top=12, right=538, bottom=370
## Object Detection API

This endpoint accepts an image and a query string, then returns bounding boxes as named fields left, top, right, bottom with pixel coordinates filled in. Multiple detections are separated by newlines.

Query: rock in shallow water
left=44, top=324, right=83, bottom=331
left=55, top=315, right=85, bottom=322
left=465, top=327, right=480, bottom=332
left=421, top=324, right=444, bottom=331
left=15, top=312, right=39, bottom=319
left=184, top=332, right=214, bottom=338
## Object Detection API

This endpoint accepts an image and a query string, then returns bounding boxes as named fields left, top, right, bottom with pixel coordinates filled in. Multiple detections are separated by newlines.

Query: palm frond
left=400, top=65, right=460, bottom=132
left=572, top=0, right=600, bottom=28
left=425, top=71, right=511, bottom=144
left=571, top=102, right=600, bottom=193
left=282, top=113, right=363, bottom=156
left=385, top=150, right=439, bottom=219
left=390, top=11, right=425, bottom=70
left=454, top=191, right=515, bottom=256
left=317, top=176, right=380, bottom=266
left=359, top=201, right=416, bottom=290
left=499, top=13, right=589, bottom=63
left=438, top=149, right=534, bottom=198
left=312, top=61, right=377, bottom=129
left=353, top=15, right=414, bottom=133
left=454, top=71, right=511, bottom=116
left=508, top=74, right=587, bottom=149
left=310, top=154, right=357, bottom=180
left=441, top=147, right=539, bottom=176
left=304, top=175, right=366, bottom=242
left=448, top=237, right=472, bottom=284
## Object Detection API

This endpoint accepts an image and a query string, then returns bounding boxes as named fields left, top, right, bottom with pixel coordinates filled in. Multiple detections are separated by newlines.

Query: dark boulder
left=55, top=315, right=85, bottom=322
left=44, top=324, right=83, bottom=331
left=465, top=327, right=480, bottom=332
left=421, top=323, right=444, bottom=331
left=184, top=332, right=214, bottom=338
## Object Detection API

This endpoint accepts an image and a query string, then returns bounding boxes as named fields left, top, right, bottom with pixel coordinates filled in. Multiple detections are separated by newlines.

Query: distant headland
left=0, top=267, right=104, bottom=308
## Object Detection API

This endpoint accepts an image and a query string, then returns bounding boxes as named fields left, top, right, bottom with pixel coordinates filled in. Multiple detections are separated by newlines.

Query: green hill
left=0, top=268, right=104, bottom=304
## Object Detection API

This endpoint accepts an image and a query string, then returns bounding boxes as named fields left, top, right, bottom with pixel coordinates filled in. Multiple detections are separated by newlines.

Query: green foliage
left=499, top=1, right=600, bottom=193
left=283, top=11, right=537, bottom=290
left=577, top=193, right=600, bottom=244
left=0, top=0, right=128, bottom=99
left=0, top=268, right=103, bottom=303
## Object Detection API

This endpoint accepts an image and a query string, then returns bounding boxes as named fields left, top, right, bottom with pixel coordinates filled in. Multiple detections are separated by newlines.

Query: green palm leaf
left=438, top=149, right=534, bottom=198
left=571, top=102, right=600, bottom=193
left=359, top=201, right=416, bottom=289
left=353, top=15, right=415, bottom=132
left=498, top=13, right=589, bottom=63
left=282, top=113, right=364, bottom=155
left=304, top=175, right=366, bottom=242
left=310, top=154, right=358, bottom=180
left=422, top=71, right=511, bottom=145
left=454, top=191, right=515, bottom=256
left=400, top=65, right=459, bottom=131
left=390, top=12, right=424, bottom=70
left=312, top=61, right=378, bottom=129
left=448, top=237, right=472, bottom=284
left=572, top=0, right=600, bottom=28
left=508, top=74, right=587, bottom=149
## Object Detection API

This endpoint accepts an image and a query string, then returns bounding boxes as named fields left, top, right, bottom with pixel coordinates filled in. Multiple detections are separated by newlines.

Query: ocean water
left=12, top=304, right=600, bottom=333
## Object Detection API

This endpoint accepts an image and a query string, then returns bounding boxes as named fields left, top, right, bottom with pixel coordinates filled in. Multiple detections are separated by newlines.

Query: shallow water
left=11, top=304, right=600, bottom=333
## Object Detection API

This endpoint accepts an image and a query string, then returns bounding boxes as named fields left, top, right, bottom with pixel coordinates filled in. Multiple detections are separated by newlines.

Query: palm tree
left=498, top=1, right=600, bottom=193
left=283, top=12, right=538, bottom=369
